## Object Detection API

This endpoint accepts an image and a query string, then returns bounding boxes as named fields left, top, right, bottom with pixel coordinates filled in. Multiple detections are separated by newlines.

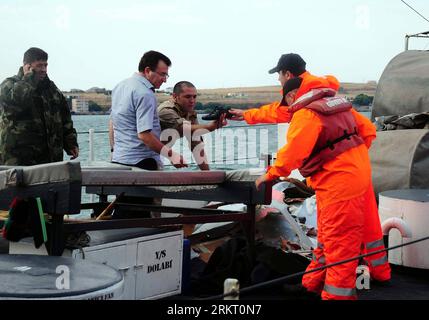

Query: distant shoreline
left=66, top=82, right=377, bottom=114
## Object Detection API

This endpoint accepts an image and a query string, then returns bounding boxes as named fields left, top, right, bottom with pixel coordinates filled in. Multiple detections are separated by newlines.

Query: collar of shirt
left=17, top=66, right=25, bottom=78
left=132, top=73, right=155, bottom=92
left=172, top=100, right=197, bottom=120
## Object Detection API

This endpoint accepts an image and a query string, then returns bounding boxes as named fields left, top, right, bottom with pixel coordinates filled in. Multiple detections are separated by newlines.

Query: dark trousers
left=111, top=158, right=159, bottom=219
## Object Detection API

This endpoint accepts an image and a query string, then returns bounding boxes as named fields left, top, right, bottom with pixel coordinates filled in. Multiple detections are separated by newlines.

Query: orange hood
left=295, top=71, right=340, bottom=100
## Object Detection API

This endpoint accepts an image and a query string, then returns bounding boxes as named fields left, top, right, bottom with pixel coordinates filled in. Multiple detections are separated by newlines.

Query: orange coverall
left=243, top=72, right=390, bottom=299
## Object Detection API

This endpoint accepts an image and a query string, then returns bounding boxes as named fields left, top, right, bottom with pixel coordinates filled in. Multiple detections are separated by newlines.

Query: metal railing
left=404, top=31, right=429, bottom=51
left=77, top=123, right=284, bottom=165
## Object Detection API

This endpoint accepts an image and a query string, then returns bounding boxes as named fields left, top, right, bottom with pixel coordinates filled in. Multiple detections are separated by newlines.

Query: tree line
left=87, top=94, right=374, bottom=114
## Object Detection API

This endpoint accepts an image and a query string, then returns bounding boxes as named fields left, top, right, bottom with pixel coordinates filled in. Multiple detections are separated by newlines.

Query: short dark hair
left=280, top=77, right=303, bottom=106
left=23, top=47, right=48, bottom=64
left=283, top=77, right=303, bottom=96
left=173, top=81, right=196, bottom=95
left=138, top=50, right=171, bottom=72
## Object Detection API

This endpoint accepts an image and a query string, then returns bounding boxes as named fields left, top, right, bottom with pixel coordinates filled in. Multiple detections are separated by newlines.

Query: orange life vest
left=288, top=88, right=364, bottom=177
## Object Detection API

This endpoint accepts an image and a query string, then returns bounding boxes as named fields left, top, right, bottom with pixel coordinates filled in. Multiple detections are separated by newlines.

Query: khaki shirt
left=157, top=99, right=203, bottom=149
left=157, top=99, right=199, bottom=132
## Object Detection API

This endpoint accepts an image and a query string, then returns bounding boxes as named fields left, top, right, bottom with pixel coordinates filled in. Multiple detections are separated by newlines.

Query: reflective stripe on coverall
left=361, top=182, right=391, bottom=281
left=352, top=111, right=391, bottom=282
left=245, top=73, right=369, bottom=300
left=302, top=194, right=365, bottom=300
left=264, top=99, right=370, bottom=300
left=243, top=73, right=390, bottom=297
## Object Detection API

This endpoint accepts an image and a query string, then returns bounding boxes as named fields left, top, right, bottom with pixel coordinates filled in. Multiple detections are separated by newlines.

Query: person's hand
left=109, top=147, right=114, bottom=161
left=255, top=174, right=268, bottom=191
left=216, top=113, right=228, bottom=128
left=207, top=113, right=228, bottom=131
left=170, top=151, right=188, bottom=168
left=69, top=146, right=79, bottom=160
left=229, top=108, right=244, bottom=121
left=23, top=64, right=33, bottom=76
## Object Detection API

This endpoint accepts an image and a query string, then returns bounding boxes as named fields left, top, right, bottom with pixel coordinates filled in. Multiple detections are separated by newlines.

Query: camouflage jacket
left=0, top=67, right=78, bottom=165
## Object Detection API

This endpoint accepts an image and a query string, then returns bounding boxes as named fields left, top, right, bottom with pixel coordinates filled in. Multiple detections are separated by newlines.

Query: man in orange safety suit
left=229, top=53, right=390, bottom=300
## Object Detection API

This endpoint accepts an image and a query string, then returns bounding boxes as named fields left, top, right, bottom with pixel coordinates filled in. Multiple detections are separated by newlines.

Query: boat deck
left=170, top=258, right=429, bottom=300
left=1, top=238, right=428, bottom=300
left=359, top=265, right=429, bottom=300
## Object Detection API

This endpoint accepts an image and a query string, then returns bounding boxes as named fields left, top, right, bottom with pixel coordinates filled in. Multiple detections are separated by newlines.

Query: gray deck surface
left=1, top=238, right=428, bottom=300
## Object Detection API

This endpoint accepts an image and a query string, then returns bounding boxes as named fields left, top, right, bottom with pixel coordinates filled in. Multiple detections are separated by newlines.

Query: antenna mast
left=401, top=0, right=429, bottom=50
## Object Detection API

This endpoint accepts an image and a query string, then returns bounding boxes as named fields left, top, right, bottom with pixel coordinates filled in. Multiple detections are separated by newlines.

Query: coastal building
left=72, top=97, right=89, bottom=114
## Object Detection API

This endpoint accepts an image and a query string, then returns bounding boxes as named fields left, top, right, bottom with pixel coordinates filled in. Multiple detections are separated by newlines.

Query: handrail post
left=260, top=154, right=272, bottom=168
left=89, top=128, right=95, bottom=163
left=88, top=128, right=95, bottom=203
left=224, top=278, right=239, bottom=300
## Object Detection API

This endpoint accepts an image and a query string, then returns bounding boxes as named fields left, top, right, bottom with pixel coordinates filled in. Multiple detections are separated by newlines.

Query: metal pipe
left=404, top=31, right=429, bottom=51
left=88, top=128, right=96, bottom=203
left=224, top=279, right=239, bottom=300
left=382, top=217, right=413, bottom=238
left=260, top=153, right=272, bottom=168
left=89, top=128, right=95, bottom=163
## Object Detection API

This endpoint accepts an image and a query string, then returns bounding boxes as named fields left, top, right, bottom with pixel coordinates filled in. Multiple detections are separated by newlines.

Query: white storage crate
left=9, top=228, right=184, bottom=300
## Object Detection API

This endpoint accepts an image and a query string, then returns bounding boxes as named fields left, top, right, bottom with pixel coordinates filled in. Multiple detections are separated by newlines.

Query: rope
left=199, top=235, right=429, bottom=300
left=401, top=0, right=429, bottom=24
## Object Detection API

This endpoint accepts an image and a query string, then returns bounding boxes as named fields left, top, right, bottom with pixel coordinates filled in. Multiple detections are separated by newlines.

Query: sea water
left=72, top=112, right=372, bottom=169
left=72, top=112, right=371, bottom=217
left=71, top=114, right=280, bottom=170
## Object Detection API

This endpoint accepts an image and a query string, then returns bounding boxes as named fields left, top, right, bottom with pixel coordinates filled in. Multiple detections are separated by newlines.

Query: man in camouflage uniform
left=0, top=47, right=78, bottom=165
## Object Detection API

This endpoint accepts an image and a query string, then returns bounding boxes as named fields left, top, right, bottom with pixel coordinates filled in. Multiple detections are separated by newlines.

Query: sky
left=0, top=0, right=428, bottom=91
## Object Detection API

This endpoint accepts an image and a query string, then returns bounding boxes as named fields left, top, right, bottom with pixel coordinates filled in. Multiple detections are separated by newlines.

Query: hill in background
left=64, top=82, right=377, bottom=112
